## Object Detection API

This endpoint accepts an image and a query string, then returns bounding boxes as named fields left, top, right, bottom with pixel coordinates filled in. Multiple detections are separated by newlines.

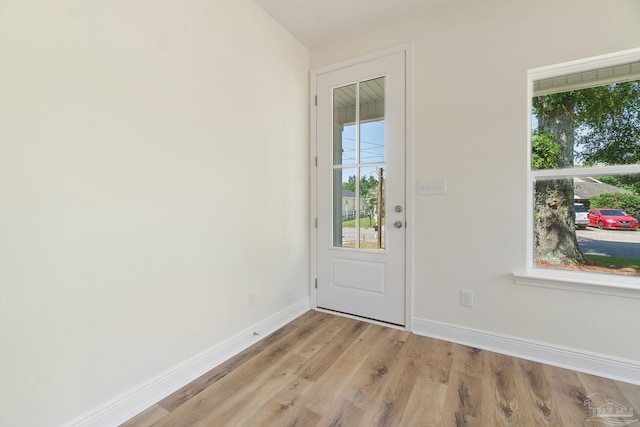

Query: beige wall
left=0, top=0, right=309, bottom=425
left=311, top=0, right=640, bottom=359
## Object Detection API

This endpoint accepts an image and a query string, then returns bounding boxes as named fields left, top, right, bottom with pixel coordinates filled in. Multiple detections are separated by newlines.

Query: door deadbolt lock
left=394, top=205, right=403, bottom=213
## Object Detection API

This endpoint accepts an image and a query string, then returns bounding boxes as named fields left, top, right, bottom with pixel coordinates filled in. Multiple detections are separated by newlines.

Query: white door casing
left=314, top=50, right=406, bottom=326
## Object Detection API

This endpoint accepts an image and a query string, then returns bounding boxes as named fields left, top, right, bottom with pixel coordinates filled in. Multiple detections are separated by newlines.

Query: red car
left=587, top=208, right=639, bottom=230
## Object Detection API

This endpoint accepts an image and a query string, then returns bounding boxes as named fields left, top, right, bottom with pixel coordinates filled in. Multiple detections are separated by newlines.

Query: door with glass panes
left=315, top=51, right=405, bottom=325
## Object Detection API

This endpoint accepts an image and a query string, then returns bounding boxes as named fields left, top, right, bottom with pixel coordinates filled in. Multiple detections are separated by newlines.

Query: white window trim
left=516, top=47, right=640, bottom=298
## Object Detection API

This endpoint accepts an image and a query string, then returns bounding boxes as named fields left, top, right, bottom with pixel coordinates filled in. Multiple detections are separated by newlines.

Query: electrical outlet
left=248, top=291, right=256, bottom=308
left=460, top=290, right=474, bottom=308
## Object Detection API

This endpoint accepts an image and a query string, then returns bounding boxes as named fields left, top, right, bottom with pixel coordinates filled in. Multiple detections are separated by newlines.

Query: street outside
left=576, top=227, right=640, bottom=259
left=341, top=226, right=383, bottom=248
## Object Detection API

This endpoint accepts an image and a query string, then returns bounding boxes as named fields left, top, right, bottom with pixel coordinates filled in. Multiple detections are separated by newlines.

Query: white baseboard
left=63, top=297, right=310, bottom=427
left=412, top=317, right=640, bottom=386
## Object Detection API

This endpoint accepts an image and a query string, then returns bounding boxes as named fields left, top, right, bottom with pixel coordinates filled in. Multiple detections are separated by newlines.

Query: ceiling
left=253, top=0, right=452, bottom=48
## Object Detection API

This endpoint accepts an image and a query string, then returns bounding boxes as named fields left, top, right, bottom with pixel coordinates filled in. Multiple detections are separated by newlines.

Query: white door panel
left=331, top=258, right=384, bottom=294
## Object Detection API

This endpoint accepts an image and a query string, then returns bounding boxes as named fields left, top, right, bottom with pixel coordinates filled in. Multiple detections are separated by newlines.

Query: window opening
left=529, top=54, right=640, bottom=278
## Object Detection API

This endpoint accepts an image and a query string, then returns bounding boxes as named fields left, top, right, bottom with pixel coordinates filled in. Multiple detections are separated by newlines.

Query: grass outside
left=341, top=241, right=385, bottom=249
left=342, top=217, right=384, bottom=228
left=584, top=254, right=640, bottom=270
left=536, top=253, right=640, bottom=276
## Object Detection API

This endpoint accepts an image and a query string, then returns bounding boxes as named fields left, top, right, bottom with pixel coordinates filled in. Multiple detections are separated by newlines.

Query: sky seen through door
left=341, top=121, right=385, bottom=186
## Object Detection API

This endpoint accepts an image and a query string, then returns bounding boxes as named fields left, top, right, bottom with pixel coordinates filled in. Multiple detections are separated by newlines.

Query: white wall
left=311, top=0, right=640, bottom=360
left=0, top=1, right=309, bottom=426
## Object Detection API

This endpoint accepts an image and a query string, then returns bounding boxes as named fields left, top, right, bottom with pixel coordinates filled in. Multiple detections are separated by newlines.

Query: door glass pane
left=360, top=166, right=385, bottom=250
left=332, top=78, right=387, bottom=251
left=340, top=124, right=357, bottom=164
left=360, top=77, right=385, bottom=164
left=333, top=84, right=356, bottom=166
left=334, top=168, right=358, bottom=248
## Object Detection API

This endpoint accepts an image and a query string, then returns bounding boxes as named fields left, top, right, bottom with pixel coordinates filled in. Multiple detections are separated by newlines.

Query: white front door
left=315, top=51, right=406, bottom=326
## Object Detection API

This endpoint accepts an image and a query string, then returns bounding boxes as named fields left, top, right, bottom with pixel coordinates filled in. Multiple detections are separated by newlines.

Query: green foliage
left=531, top=132, right=561, bottom=169
left=342, top=172, right=385, bottom=219
left=576, top=81, right=640, bottom=165
left=342, top=174, right=379, bottom=196
left=363, top=185, right=385, bottom=218
left=342, top=175, right=356, bottom=192
left=590, top=192, right=640, bottom=215
left=532, top=81, right=640, bottom=167
left=532, top=92, right=579, bottom=122
left=598, top=175, right=640, bottom=195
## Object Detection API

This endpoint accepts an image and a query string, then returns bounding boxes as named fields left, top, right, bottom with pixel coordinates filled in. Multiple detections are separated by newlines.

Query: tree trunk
left=539, top=107, right=575, bottom=169
left=534, top=184, right=584, bottom=265
left=535, top=106, right=584, bottom=265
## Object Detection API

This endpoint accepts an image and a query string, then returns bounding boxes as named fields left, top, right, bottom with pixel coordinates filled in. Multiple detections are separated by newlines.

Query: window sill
left=513, top=270, right=640, bottom=299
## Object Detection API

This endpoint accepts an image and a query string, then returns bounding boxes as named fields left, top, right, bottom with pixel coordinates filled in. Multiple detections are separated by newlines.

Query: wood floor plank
left=442, top=344, right=495, bottom=427
left=120, top=311, right=640, bottom=427
left=486, top=352, right=540, bottom=426
left=290, top=314, right=348, bottom=359
left=452, top=344, right=488, bottom=378
left=518, top=359, right=561, bottom=425
left=294, top=317, right=367, bottom=382
left=347, top=328, right=409, bottom=411
left=398, top=333, right=451, bottom=426
left=250, top=316, right=376, bottom=427
left=314, top=324, right=403, bottom=425
left=310, top=326, right=409, bottom=425
left=319, top=397, right=366, bottom=427
left=577, top=372, right=640, bottom=426
left=421, top=336, right=455, bottom=386
left=487, top=353, right=519, bottom=425
left=300, top=324, right=385, bottom=425
left=577, top=371, right=637, bottom=411
left=441, top=370, right=489, bottom=427
left=399, top=375, right=448, bottom=427
left=152, top=352, right=307, bottom=427
left=240, top=376, right=322, bottom=426
left=156, top=320, right=299, bottom=412
left=148, top=313, right=338, bottom=426
left=231, top=317, right=365, bottom=426
left=615, top=379, right=640, bottom=409
left=364, top=333, right=430, bottom=426
left=541, top=363, right=591, bottom=426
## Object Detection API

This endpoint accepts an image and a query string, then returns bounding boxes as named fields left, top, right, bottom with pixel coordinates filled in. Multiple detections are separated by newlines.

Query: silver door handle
left=394, top=221, right=403, bottom=229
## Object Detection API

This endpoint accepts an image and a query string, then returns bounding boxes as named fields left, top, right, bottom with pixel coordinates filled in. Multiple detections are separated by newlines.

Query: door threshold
left=315, top=307, right=406, bottom=330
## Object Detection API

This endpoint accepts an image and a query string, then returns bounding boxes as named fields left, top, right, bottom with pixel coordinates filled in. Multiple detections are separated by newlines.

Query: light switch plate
left=418, top=179, right=447, bottom=195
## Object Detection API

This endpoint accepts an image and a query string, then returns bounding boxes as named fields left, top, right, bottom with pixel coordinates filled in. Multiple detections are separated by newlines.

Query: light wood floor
left=122, top=310, right=640, bottom=426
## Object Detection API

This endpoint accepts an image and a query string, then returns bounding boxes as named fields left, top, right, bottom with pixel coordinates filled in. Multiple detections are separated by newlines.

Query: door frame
left=309, top=43, right=414, bottom=330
